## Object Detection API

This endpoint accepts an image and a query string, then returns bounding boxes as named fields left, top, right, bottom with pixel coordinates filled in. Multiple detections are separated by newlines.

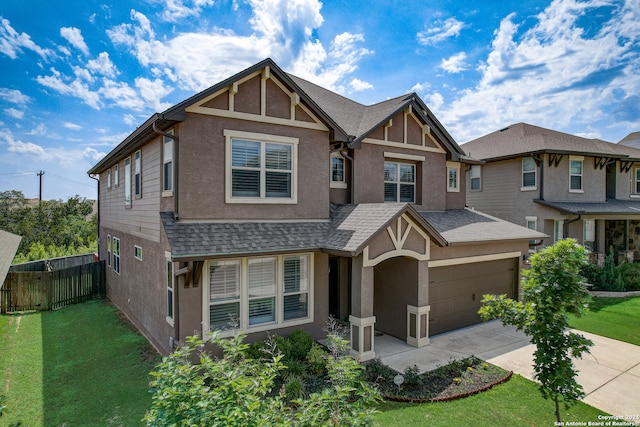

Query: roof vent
left=499, top=126, right=510, bottom=132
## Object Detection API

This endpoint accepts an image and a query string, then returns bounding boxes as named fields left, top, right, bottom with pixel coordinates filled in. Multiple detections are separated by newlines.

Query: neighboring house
left=463, top=123, right=640, bottom=264
left=88, top=59, right=543, bottom=359
left=619, top=131, right=640, bottom=149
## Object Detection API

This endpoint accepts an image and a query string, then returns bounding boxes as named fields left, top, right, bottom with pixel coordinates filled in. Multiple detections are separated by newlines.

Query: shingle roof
left=461, top=123, right=640, bottom=161
left=161, top=204, right=541, bottom=259
left=534, top=199, right=640, bottom=215
left=0, top=230, right=21, bottom=288
left=420, top=209, right=547, bottom=243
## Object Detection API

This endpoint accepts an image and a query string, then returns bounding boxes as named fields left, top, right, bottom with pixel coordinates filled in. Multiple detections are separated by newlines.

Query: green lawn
left=373, top=375, right=605, bottom=426
left=569, top=297, right=640, bottom=345
left=0, top=299, right=158, bottom=427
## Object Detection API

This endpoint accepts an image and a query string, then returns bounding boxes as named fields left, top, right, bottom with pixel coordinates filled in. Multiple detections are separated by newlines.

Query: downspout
left=563, top=213, right=582, bottom=239
left=153, top=120, right=180, bottom=220
left=89, top=173, right=100, bottom=260
left=532, top=154, right=544, bottom=201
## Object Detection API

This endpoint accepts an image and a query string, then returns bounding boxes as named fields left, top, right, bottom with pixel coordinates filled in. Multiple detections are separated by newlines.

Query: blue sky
left=1, top=0, right=639, bottom=200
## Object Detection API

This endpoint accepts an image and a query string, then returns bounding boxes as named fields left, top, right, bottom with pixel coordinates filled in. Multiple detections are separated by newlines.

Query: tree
left=479, top=239, right=593, bottom=423
left=144, top=329, right=380, bottom=427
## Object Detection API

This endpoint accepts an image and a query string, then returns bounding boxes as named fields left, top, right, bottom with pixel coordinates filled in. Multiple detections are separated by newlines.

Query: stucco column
left=407, top=259, right=430, bottom=347
left=349, top=254, right=376, bottom=361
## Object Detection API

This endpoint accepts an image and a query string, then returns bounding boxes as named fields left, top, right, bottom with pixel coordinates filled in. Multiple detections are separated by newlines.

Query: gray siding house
left=88, top=59, right=543, bottom=359
left=464, top=123, right=640, bottom=263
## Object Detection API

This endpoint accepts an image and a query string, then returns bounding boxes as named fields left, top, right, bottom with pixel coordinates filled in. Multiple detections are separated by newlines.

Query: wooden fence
left=0, top=261, right=105, bottom=313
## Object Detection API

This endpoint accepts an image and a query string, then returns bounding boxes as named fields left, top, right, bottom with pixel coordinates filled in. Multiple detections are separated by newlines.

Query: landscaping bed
left=364, top=356, right=511, bottom=402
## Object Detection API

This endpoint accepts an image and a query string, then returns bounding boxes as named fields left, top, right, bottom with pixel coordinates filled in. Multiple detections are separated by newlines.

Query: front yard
left=2, top=298, right=633, bottom=426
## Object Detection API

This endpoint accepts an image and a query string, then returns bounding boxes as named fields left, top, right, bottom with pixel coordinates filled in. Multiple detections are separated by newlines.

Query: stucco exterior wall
left=374, top=257, right=417, bottom=340
left=542, top=154, right=605, bottom=202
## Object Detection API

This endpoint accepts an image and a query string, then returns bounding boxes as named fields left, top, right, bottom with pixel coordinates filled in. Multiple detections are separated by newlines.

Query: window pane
left=384, top=183, right=397, bottom=202
left=399, top=184, right=414, bottom=202
left=265, top=171, right=291, bottom=197
left=249, top=298, right=275, bottom=325
left=232, top=170, right=260, bottom=197
left=399, top=164, right=415, bottom=183
left=331, top=157, right=344, bottom=182
left=284, top=294, right=308, bottom=320
left=209, top=262, right=240, bottom=301
left=448, top=168, right=457, bottom=188
left=284, top=256, right=308, bottom=293
left=210, top=302, right=240, bottom=330
left=523, top=171, right=535, bottom=187
left=167, top=289, right=173, bottom=318
left=384, top=162, right=397, bottom=182
left=471, top=177, right=480, bottom=190
left=523, top=157, right=535, bottom=172
left=265, top=143, right=291, bottom=170
left=570, top=160, right=582, bottom=175
left=571, top=175, right=582, bottom=190
left=248, top=258, right=276, bottom=297
left=164, top=162, right=172, bottom=191
left=232, top=140, right=260, bottom=168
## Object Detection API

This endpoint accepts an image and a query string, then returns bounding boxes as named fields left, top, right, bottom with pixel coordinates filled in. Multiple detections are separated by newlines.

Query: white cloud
left=7, top=138, right=46, bottom=156
left=160, top=0, right=216, bottom=22
left=86, top=52, right=118, bottom=78
left=437, top=0, right=640, bottom=142
left=0, top=88, right=31, bottom=104
left=0, top=17, right=54, bottom=59
left=135, top=77, right=173, bottom=111
left=27, top=123, right=47, bottom=136
left=36, top=67, right=102, bottom=109
left=350, top=78, right=373, bottom=92
left=83, top=146, right=106, bottom=163
left=64, top=122, right=82, bottom=130
left=60, top=27, right=89, bottom=56
left=4, top=107, right=24, bottom=119
left=98, top=79, right=144, bottom=110
left=123, top=114, right=137, bottom=126
left=440, top=52, right=467, bottom=73
left=417, top=17, right=465, bottom=46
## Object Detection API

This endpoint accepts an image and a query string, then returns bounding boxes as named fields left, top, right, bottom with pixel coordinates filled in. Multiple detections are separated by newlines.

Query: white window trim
left=124, top=157, right=132, bottom=207
left=583, top=219, right=595, bottom=243
left=203, top=253, right=314, bottom=338
left=224, top=129, right=299, bottom=204
left=107, top=169, right=112, bottom=189
left=384, top=160, right=416, bottom=203
left=134, top=245, right=142, bottom=261
left=525, top=216, right=538, bottom=230
left=113, top=237, right=120, bottom=275
left=134, top=150, right=142, bottom=198
left=330, top=153, right=347, bottom=189
left=521, top=157, right=537, bottom=191
left=633, top=167, right=640, bottom=196
left=569, top=155, right=584, bottom=193
left=114, top=163, right=119, bottom=187
left=554, top=220, right=564, bottom=243
left=107, top=234, right=111, bottom=268
left=162, top=129, right=174, bottom=197
left=166, top=252, right=174, bottom=326
left=446, top=161, right=460, bottom=193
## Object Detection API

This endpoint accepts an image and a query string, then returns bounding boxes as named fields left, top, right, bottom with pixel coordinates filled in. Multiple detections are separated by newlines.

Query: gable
left=362, top=105, right=446, bottom=154
left=185, top=65, right=329, bottom=132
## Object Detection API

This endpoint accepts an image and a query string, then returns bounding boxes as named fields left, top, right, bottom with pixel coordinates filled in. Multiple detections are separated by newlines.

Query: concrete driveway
left=377, top=320, right=640, bottom=418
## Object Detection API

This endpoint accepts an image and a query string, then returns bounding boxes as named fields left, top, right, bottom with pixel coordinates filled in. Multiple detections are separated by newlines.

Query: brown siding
left=266, top=78, right=291, bottom=119
left=234, top=75, right=261, bottom=115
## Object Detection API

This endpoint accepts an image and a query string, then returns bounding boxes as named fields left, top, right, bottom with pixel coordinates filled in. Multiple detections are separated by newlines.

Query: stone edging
left=381, top=370, right=513, bottom=403
left=589, top=290, right=640, bottom=297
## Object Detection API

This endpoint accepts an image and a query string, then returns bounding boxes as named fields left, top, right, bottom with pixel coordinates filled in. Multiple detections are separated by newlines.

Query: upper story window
left=569, top=156, right=583, bottom=192
left=554, top=220, right=564, bottom=243
left=163, top=130, right=174, bottom=194
left=166, top=255, right=174, bottom=325
left=124, top=157, right=131, bottom=207
left=522, top=157, right=537, bottom=190
left=107, top=168, right=112, bottom=189
left=114, top=163, right=119, bottom=186
left=635, top=168, right=640, bottom=194
left=224, top=130, right=298, bottom=204
left=469, top=164, right=481, bottom=190
left=134, top=150, right=142, bottom=197
left=384, top=161, right=415, bottom=203
left=446, top=162, right=460, bottom=192
left=330, top=154, right=347, bottom=189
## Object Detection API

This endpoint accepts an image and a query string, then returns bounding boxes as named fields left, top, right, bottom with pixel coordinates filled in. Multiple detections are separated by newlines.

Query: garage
left=429, top=258, right=518, bottom=336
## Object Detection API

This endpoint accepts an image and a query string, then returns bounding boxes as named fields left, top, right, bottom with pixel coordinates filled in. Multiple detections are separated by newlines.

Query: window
left=583, top=220, right=595, bottom=251
left=526, top=216, right=538, bottom=248
left=205, top=254, right=313, bottom=336
left=330, top=154, right=347, bottom=189
left=522, top=157, right=536, bottom=189
left=447, top=162, right=460, bottom=192
left=570, top=156, right=583, bottom=192
left=384, top=161, right=415, bottom=202
left=208, top=260, right=241, bottom=330
left=107, top=169, right=112, bottom=189
left=114, top=163, right=119, bottom=186
left=554, top=220, right=564, bottom=243
left=163, top=130, right=174, bottom=193
left=470, top=165, right=481, bottom=190
left=134, top=150, right=141, bottom=197
left=134, top=245, right=142, bottom=260
left=124, top=157, right=131, bottom=206
left=635, top=168, right=640, bottom=194
left=113, top=237, right=120, bottom=274
left=107, top=235, right=111, bottom=268
left=166, top=257, right=174, bottom=324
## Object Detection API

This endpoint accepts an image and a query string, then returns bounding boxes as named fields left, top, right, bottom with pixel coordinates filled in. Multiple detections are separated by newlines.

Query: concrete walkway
left=377, top=321, right=640, bottom=418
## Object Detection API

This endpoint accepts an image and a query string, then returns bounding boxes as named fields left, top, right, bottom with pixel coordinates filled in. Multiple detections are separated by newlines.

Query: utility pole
left=37, top=170, right=44, bottom=204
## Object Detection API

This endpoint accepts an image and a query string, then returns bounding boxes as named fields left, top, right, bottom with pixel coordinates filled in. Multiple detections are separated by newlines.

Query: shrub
left=403, top=365, right=421, bottom=388
left=306, top=343, right=327, bottom=375
left=618, top=262, right=640, bottom=291
left=600, top=247, right=624, bottom=292
left=283, top=375, right=306, bottom=401
left=284, top=358, right=308, bottom=377
left=580, top=262, right=602, bottom=288
left=286, top=329, right=315, bottom=361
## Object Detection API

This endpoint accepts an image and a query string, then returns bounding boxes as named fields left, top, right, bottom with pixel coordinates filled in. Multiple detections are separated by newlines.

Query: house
left=87, top=59, right=544, bottom=359
left=463, top=123, right=640, bottom=264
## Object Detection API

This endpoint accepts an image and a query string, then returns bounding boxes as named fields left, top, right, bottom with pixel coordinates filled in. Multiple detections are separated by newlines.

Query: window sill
left=166, top=316, right=175, bottom=327
left=205, top=317, right=313, bottom=339
left=521, top=186, right=537, bottom=192
left=569, top=189, right=584, bottom=193
left=225, top=196, right=298, bottom=204
left=447, top=188, right=460, bottom=193
left=330, top=182, right=348, bottom=189
left=162, top=191, right=174, bottom=197
left=630, top=194, right=640, bottom=199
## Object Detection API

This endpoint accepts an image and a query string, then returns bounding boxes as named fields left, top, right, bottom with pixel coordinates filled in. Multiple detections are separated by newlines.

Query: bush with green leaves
left=144, top=328, right=380, bottom=427
left=600, top=247, right=624, bottom=291
left=618, top=262, right=640, bottom=291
